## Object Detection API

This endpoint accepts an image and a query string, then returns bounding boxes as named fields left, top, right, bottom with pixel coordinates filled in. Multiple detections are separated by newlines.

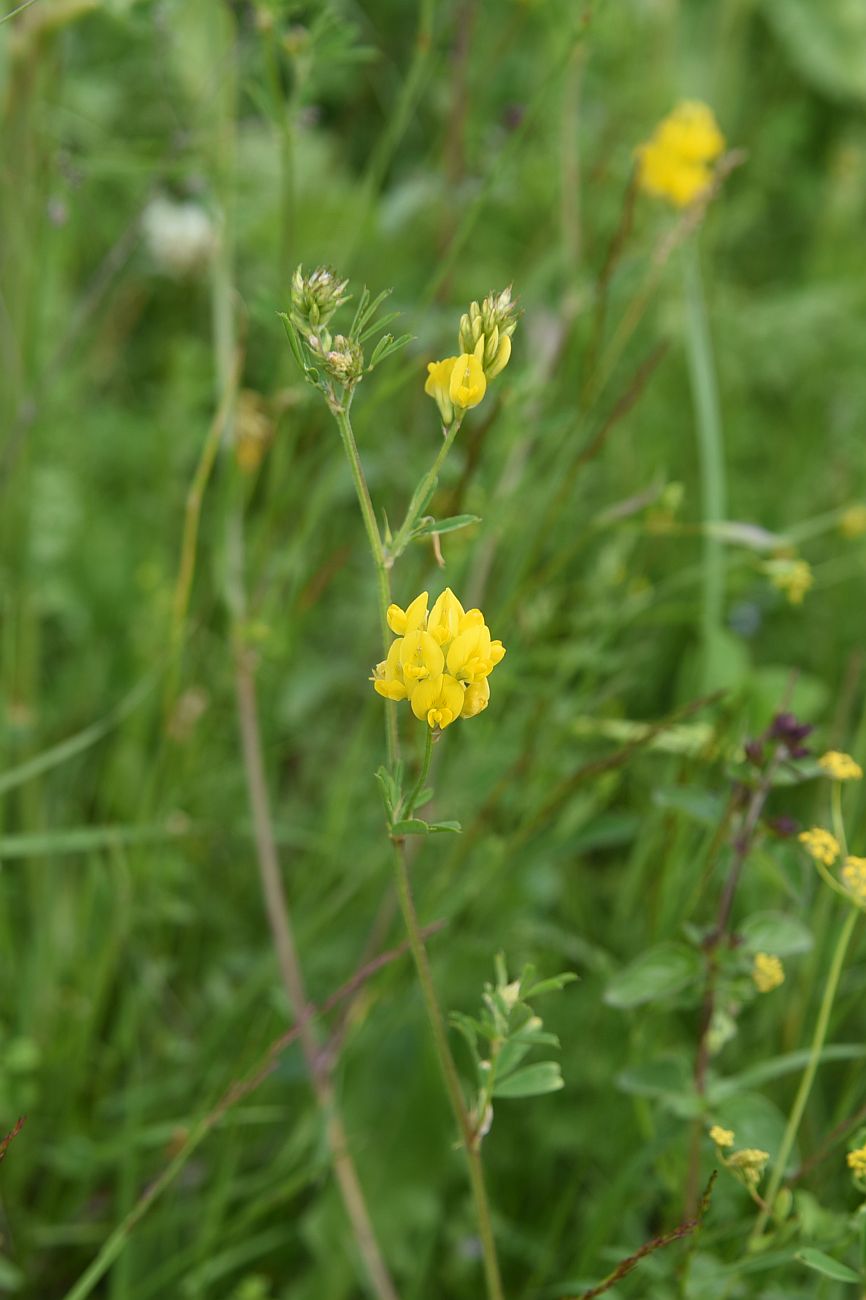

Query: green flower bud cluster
left=457, top=286, right=519, bottom=381
left=318, top=334, right=365, bottom=386
left=290, top=265, right=350, bottom=334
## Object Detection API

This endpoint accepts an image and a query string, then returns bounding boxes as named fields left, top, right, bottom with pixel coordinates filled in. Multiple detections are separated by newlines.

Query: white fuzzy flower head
left=142, top=196, right=215, bottom=277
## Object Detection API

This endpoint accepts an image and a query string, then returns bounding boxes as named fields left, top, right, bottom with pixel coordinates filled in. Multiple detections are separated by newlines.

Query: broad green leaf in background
left=605, top=943, right=703, bottom=1010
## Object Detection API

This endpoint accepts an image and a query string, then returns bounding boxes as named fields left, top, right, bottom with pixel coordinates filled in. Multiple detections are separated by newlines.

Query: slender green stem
left=682, top=240, right=727, bottom=689
left=403, top=726, right=434, bottom=820
left=332, top=401, right=399, bottom=767
left=391, top=415, right=463, bottom=559
left=752, top=903, right=859, bottom=1241
left=391, top=841, right=505, bottom=1300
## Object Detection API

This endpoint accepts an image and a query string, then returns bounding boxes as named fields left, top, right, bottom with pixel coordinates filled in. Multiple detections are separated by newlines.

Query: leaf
left=652, top=785, right=726, bottom=826
left=449, top=1012, right=481, bottom=1066
left=762, top=0, right=866, bottom=103
left=278, top=312, right=307, bottom=374
left=605, top=943, right=703, bottom=1009
left=390, top=818, right=429, bottom=837
left=616, top=1057, right=701, bottom=1118
left=739, top=912, right=813, bottom=957
left=796, top=1248, right=861, bottom=1284
left=412, top=514, right=481, bottom=538
left=493, top=1061, right=565, bottom=1099
left=710, top=1044, right=866, bottom=1103
left=427, top=820, right=462, bottom=834
left=495, top=1038, right=534, bottom=1080
left=520, top=971, right=578, bottom=999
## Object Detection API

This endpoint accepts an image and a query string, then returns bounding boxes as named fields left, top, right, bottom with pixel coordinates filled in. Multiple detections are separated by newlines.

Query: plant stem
left=403, top=726, right=434, bottom=820
left=234, top=634, right=399, bottom=1300
left=164, top=348, right=242, bottom=724
left=391, top=840, right=504, bottom=1300
left=332, top=401, right=399, bottom=767
left=682, top=239, right=727, bottom=689
left=391, top=415, right=463, bottom=558
left=751, top=903, right=859, bottom=1242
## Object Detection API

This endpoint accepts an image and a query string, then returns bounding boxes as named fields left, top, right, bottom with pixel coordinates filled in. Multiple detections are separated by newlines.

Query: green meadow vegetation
left=3, top=0, right=866, bottom=1296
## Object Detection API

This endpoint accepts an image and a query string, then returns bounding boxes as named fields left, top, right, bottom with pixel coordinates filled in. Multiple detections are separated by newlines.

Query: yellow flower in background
left=371, top=587, right=505, bottom=729
left=709, top=1125, right=735, bottom=1149
left=842, top=856, right=866, bottom=904
left=752, top=952, right=784, bottom=993
left=636, top=100, right=725, bottom=208
left=764, top=557, right=813, bottom=605
left=847, top=1145, right=866, bottom=1177
left=449, top=351, right=487, bottom=409
left=818, top=750, right=863, bottom=782
left=798, top=827, right=840, bottom=866
left=655, top=101, right=725, bottom=163
left=840, top=505, right=866, bottom=539
left=727, top=1147, right=769, bottom=1188
left=425, top=358, right=458, bottom=424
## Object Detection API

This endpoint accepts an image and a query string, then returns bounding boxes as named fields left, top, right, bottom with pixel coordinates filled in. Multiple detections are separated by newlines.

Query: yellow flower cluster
left=847, top=1145, right=866, bottom=1177
left=764, top=557, right=813, bottom=606
left=727, top=1147, right=770, bottom=1188
left=841, top=505, right=866, bottom=539
left=371, top=589, right=505, bottom=730
left=636, top=101, right=725, bottom=208
left=842, top=856, right=866, bottom=904
left=818, top=750, right=863, bottom=782
left=752, top=952, right=784, bottom=994
left=798, top=827, right=840, bottom=866
left=425, top=287, right=518, bottom=424
left=709, top=1125, right=734, bottom=1149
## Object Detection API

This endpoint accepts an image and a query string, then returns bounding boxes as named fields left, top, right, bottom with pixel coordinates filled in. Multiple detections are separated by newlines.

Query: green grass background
left=2, top=0, right=866, bottom=1296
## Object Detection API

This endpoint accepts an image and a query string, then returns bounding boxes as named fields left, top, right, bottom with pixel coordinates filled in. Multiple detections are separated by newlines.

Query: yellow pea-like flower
left=387, top=591, right=429, bottom=636
left=371, top=638, right=407, bottom=701
left=371, top=588, right=505, bottom=730
left=425, top=358, right=458, bottom=424
left=399, top=630, right=445, bottom=683
left=636, top=100, right=725, bottom=209
left=448, top=352, right=487, bottom=410
left=427, top=587, right=466, bottom=645
left=410, top=674, right=465, bottom=730
left=461, top=677, right=490, bottom=719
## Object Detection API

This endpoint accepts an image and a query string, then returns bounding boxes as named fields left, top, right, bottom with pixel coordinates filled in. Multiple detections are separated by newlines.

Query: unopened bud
left=290, top=264, right=350, bottom=334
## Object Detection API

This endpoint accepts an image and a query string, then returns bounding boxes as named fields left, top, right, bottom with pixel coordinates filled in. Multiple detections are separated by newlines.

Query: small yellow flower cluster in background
left=842, top=856, right=866, bottom=905
left=371, top=589, right=505, bottom=730
left=727, top=1147, right=770, bottom=1189
left=840, top=505, right=866, bottom=539
left=707, top=1127, right=770, bottom=1193
left=234, top=390, right=274, bottom=473
left=425, top=287, right=518, bottom=424
left=636, top=101, right=725, bottom=208
left=818, top=750, right=863, bottom=782
left=847, top=1144, right=866, bottom=1177
left=798, top=827, right=840, bottom=866
left=752, top=952, right=784, bottom=994
left=763, top=557, right=814, bottom=606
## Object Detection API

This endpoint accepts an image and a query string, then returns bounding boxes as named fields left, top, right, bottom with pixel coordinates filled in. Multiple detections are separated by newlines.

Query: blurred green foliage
left=2, top=0, right=866, bottom=1296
